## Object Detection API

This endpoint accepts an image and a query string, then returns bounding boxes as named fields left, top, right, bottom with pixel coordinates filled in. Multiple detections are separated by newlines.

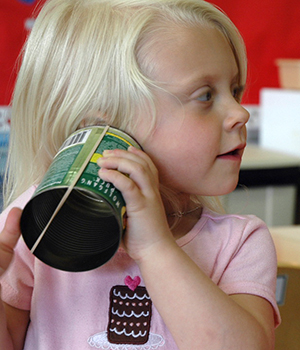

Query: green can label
left=35, top=126, right=140, bottom=221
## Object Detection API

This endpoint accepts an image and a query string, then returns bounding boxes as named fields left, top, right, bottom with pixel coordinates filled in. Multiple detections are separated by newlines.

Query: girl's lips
left=217, top=144, right=246, bottom=161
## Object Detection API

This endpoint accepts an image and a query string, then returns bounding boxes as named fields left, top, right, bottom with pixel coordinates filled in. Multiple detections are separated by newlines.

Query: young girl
left=0, top=0, right=280, bottom=349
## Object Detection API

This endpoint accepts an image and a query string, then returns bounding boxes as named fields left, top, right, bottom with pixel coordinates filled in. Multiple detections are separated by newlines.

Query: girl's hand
left=0, top=208, right=22, bottom=276
left=97, top=147, right=173, bottom=261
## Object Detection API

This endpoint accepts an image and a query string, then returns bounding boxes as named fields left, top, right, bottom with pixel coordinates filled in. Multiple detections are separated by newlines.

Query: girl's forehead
left=144, top=25, right=238, bottom=87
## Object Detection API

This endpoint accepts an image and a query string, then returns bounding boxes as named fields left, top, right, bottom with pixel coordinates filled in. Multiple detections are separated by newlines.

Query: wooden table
left=239, top=145, right=300, bottom=224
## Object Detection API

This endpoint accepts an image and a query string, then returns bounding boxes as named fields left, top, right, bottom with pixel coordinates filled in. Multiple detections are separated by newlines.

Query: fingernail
left=102, top=149, right=113, bottom=156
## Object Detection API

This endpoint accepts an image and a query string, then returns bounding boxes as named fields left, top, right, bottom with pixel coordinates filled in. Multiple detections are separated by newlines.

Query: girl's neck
left=168, top=206, right=202, bottom=240
left=161, top=191, right=202, bottom=239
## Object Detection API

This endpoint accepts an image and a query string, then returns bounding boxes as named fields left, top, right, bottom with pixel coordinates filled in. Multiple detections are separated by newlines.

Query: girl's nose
left=223, top=101, right=250, bottom=131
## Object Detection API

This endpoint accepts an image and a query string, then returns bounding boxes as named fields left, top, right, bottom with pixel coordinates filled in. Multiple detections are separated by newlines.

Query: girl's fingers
left=98, top=148, right=159, bottom=191
left=102, top=147, right=157, bottom=177
left=97, top=148, right=170, bottom=261
left=127, top=146, right=157, bottom=172
left=97, top=148, right=161, bottom=213
left=0, top=207, right=22, bottom=275
left=99, top=167, right=146, bottom=212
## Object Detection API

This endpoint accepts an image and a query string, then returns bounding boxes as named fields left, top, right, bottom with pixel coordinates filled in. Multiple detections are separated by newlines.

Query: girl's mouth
left=224, top=150, right=238, bottom=156
left=217, top=144, right=246, bottom=160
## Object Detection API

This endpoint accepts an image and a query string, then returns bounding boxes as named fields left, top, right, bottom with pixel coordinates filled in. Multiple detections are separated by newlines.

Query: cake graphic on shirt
left=107, top=276, right=152, bottom=344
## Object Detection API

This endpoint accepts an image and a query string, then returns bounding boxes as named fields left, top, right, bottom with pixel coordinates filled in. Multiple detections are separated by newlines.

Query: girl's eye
left=197, top=90, right=212, bottom=102
left=232, top=85, right=244, bottom=102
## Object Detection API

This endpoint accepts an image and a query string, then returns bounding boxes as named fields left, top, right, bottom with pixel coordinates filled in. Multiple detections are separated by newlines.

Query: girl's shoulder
left=201, top=206, right=268, bottom=232
left=177, top=206, right=271, bottom=248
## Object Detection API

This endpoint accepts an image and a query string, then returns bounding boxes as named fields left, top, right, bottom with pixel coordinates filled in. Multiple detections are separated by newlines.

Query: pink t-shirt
left=0, top=186, right=280, bottom=349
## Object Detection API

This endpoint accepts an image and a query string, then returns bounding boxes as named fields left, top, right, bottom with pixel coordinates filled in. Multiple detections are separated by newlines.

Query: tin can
left=21, top=126, right=141, bottom=272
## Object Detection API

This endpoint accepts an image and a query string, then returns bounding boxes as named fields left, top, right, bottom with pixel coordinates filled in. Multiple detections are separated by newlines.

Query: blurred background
left=1, top=0, right=300, bottom=219
left=1, top=1, right=300, bottom=348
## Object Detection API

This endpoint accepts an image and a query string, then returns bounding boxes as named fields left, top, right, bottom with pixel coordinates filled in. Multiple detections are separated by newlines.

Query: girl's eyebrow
left=161, top=73, right=217, bottom=95
left=158, top=70, right=242, bottom=99
left=187, top=69, right=240, bottom=87
left=175, top=74, right=221, bottom=97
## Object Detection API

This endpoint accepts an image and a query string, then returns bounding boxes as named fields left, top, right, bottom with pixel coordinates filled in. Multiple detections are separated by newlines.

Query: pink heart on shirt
left=124, top=275, right=141, bottom=291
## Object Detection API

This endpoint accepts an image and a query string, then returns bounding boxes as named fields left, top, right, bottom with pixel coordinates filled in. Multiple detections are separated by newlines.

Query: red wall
left=1, top=0, right=300, bottom=105
left=212, top=0, right=300, bottom=104
left=0, top=0, right=46, bottom=105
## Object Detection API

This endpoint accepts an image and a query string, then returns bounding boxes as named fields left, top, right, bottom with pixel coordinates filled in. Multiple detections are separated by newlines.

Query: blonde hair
left=4, top=0, right=247, bottom=217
